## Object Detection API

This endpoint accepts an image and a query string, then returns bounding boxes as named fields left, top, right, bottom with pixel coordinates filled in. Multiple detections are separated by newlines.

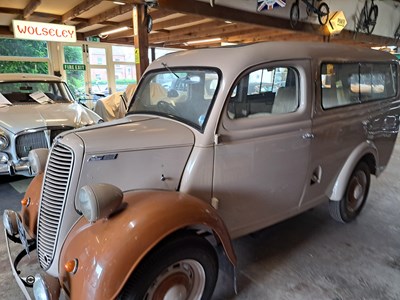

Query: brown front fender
left=20, top=173, right=44, bottom=238
left=59, top=190, right=236, bottom=300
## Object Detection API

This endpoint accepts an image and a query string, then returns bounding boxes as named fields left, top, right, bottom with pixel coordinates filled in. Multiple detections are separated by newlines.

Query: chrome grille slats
left=15, top=127, right=74, bottom=158
left=15, top=131, right=47, bottom=157
left=37, top=143, right=73, bottom=270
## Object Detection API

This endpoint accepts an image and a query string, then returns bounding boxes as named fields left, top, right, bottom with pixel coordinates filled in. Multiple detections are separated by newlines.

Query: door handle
left=302, top=133, right=314, bottom=140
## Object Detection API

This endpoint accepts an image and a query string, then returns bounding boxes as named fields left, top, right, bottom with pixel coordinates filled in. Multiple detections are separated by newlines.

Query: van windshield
left=127, top=68, right=219, bottom=131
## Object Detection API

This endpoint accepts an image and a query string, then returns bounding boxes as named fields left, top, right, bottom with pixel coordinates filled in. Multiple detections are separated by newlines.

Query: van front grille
left=37, top=143, right=73, bottom=270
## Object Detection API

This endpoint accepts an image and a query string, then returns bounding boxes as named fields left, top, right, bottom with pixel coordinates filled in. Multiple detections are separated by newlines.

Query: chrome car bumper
left=4, top=228, right=36, bottom=300
left=0, top=160, right=31, bottom=176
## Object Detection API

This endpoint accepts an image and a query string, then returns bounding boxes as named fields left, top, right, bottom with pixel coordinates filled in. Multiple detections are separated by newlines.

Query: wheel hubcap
left=146, top=259, right=206, bottom=300
left=347, top=170, right=367, bottom=212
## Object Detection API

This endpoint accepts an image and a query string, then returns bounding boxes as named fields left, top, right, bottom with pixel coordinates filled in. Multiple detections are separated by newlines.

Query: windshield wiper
left=162, top=62, right=180, bottom=79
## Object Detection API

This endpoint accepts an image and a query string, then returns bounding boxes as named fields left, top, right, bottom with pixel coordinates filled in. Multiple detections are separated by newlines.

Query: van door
left=213, top=61, right=313, bottom=238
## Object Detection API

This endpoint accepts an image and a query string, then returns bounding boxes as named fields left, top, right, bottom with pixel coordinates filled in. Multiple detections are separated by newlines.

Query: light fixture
left=99, top=26, right=130, bottom=38
left=113, top=1, right=126, bottom=5
left=186, top=37, right=222, bottom=45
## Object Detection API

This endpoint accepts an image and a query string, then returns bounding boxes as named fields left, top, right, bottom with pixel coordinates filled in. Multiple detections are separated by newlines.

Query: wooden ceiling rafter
left=23, top=0, right=42, bottom=19
left=83, top=19, right=133, bottom=38
left=0, top=7, right=61, bottom=22
left=61, top=0, right=104, bottom=23
left=75, top=4, right=133, bottom=30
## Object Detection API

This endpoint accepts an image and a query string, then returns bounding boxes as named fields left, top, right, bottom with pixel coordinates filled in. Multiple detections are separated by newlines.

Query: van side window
left=228, top=67, right=299, bottom=119
left=321, top=62, right=397, bottom=109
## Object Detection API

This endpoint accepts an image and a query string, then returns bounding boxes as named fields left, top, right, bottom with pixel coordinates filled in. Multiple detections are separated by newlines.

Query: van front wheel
left=329, top=161, right=370, bottom=223
left=118, top=235, right=218, bottom=300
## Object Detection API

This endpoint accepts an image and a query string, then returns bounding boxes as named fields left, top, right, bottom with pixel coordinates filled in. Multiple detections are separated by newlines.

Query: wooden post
left=133, top=4, right=149, bottom=81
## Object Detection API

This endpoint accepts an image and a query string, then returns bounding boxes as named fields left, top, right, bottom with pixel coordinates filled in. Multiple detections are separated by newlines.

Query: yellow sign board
left=135, top=48, right=140, bottom=64
left=325, top=11, right=347, bottom=35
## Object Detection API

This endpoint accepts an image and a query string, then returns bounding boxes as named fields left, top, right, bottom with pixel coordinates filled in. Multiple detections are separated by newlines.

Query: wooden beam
left=150, top=21, right=253, bottom=44
left=23, top=0, right=41, bottom=19
left=0, top=26, right=13, bottom=36
left=76, top=4, right=132, bottom=30
left=156, top=0, right=299, bottom=32
left=0, top=7, right=21, bottom=14
left=0, top=7, right=61, bottom=21
left=152, top=14, right=206, bottom=31
left=133, top=4, right=149, bottom=79
left=103, top=0, right=142, bottom=4
left=62, top=0, right=104, bottom=23
left=83, top=19, right=132, bottom=37
left=103, top=28, right=134, bottom=40
left=149, top=8, right=176, bottom=20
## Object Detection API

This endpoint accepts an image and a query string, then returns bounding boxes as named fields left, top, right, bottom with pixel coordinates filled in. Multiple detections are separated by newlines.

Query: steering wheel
left=157, top=100, right=178, bottom=115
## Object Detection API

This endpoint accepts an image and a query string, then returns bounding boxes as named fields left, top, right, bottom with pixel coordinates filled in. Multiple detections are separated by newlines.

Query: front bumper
left=0, top=160, right=32, bottom=176
left=5, top=228, right=63, bottom=300
left=4, top=228, right=37, bottom=300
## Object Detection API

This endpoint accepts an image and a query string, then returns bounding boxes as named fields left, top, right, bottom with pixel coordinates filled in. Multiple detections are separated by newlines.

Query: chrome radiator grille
left=15, top=131, right=47, bottom=158
left=37, top=143, right=73, bottom=270
left=15, top=127, right=74, bottom=158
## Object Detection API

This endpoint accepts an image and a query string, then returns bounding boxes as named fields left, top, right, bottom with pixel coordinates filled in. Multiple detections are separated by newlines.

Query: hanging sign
left=257, top=0, right=286, bottom=12
left=325, top=11, right=347, bottom=35
left=13, top=20, right=77, bottom=43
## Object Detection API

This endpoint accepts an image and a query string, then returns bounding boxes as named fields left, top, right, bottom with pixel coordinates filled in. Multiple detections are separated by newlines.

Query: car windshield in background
left=0, top=81, right=75, bottom=105
left=128, top=68, right=219, bottom=131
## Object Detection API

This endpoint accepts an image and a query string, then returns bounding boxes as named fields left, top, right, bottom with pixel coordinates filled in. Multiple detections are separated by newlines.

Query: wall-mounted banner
left=257, top=0, right=286, bottom=12
left=13, top=20, right=77, bottom=43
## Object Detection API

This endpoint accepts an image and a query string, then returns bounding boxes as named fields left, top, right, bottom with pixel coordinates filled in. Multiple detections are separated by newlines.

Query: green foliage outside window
left=64, top=46, right=85, bottom=96
left=0, top=38, right=49, bottom=74
left=0, top=38, right=48, bottom=57
left=0, top=61, right=48, bottom=74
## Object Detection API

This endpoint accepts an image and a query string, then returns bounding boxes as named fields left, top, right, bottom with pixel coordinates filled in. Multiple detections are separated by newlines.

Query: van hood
left=67, top=115, right=195, bottom=193
left=0, top=103, right=99, bottom=134
left=73, top=115, right=195, bottom=153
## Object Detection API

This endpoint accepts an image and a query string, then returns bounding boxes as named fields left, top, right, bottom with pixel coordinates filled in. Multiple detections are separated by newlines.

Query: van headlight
left=28, top=149, right=49, bottom=175
left=0, top=133, right=9, bottom=150
left=78, top=183, right=123, bottom=223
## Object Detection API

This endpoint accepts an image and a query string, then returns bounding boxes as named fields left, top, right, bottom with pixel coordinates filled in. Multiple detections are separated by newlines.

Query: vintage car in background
left=0, top=73, right=102, bottom=176
left=4, top=42, right=400, bottom=300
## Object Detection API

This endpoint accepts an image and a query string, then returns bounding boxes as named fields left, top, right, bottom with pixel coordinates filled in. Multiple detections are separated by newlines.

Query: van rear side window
left=321, top=62, right=398, bottom=109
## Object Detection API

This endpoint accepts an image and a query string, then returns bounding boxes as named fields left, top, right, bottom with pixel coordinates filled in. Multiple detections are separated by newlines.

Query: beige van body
left=4, top=42, right=400, bottom=300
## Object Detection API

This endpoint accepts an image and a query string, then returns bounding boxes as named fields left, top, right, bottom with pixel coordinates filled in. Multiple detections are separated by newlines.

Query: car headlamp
left=0, top=134, right=9, bottom=150
left=3, top=210, right=19, bottom=236
left=28, top=148, right=49, bottom=175
left=0, top=152, right=9, bottom=164
left=78, top=183, right=123, bottom=223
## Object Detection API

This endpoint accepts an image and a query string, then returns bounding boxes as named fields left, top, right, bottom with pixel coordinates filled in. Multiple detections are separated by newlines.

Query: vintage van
left=4, top=42, right=400, bottom=300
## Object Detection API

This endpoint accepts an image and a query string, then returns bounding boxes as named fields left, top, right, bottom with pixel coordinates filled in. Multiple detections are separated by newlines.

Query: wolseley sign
left=13, top=20, right=76, bottom=43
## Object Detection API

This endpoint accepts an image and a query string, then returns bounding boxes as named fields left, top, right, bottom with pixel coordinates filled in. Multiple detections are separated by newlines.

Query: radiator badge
left=88, top=153, right=118, bottom=162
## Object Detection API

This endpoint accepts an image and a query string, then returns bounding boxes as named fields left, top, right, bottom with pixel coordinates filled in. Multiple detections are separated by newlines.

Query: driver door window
left=228, top=67, right=298, bottom=119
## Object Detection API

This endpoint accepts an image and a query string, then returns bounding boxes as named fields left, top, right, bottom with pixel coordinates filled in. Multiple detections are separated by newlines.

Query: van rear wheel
left=118, top=234, right=218, bottom=300
left=329, top=161, right=370, bottom=223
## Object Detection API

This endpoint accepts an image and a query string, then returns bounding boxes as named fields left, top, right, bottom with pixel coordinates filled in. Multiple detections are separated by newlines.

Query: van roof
left=148, top=41, right=397, bottom=75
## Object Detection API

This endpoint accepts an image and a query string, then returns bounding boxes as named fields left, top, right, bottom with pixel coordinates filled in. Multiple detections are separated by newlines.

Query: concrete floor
left=0, top=137, right=399, bottom=300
